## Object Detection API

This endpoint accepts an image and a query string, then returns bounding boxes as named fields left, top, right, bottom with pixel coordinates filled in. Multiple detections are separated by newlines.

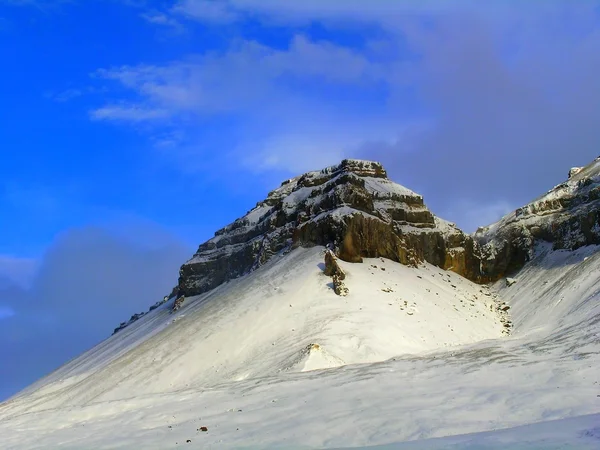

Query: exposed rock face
left=475, top=156, right=600, bottom=279
left=112, top=157, right=600, bottom=333
left=111, top=290, right=176, bottom=335
left=178, top=159, right=481, bottom=297
left=323, top=249, right=348, bottom=296
left=324, top=249, right=345, bottom=280
left=177, top=157, right=600, bottom=298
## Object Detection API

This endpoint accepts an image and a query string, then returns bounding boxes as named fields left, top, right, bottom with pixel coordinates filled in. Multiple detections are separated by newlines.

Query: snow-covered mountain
left=1, top=158, right=599, bottom=449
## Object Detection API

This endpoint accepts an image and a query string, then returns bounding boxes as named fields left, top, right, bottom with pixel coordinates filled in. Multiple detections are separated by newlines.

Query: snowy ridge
left=472, top=155, right=600, bottom=281
left=477, top=156, right=600, bottom=247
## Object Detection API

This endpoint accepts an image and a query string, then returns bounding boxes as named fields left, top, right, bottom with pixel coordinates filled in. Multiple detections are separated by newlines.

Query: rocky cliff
left=179, top=157, right=600, bottom=297
left=474, top=156, right=600, bottom=279
left=178, top=159, right=481, bottom=297
left=114, top=156, right=600, bottom=333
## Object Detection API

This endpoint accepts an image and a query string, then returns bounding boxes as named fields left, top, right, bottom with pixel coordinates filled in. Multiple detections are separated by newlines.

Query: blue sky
left=1, top=0, right=600, bottom=400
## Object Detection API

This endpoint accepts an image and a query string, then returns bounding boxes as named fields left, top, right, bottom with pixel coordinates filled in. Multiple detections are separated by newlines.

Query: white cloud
left=169, top=0, right=443, bottom=26
left=100, top=0, right=600, bottom=228
left=91, top=34, right=402, bottom=173
left=168, top=0, right=573, bottom=29
left=172, top=0, right=238, bottom=24
left=140, top=12, right=182, bottom=28
left=47, top=88, right=83, bottom=102
left=92, top=35, right=383, bottom=121
left=90, top=105, right=171, bottom=122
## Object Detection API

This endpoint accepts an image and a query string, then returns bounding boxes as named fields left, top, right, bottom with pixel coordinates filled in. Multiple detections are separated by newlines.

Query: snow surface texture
left=1, top=242, right=599, bottom=449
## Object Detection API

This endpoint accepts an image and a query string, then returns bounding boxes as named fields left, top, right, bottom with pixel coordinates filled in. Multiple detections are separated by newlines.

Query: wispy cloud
left=140, top=11, right=183, bottom=29
left=90, top=104, right=171, bottom=121
left=98, top=0, right=600, bottom=227
left=171, top=0, right=238, bottom=24
left=167, top=0, right=571, bottom=29
left=93, top=35, right=380, bottom=118
left=45, top=88, right=83, bottom=102
left=90, top=34, right=394, bottom=173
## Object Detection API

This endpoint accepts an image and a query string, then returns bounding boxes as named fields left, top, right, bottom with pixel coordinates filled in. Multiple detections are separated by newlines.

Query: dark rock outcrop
left=324, top=249, right=345, bottom=280
left=474, top=156, right=600, bottom=279
left=112, top=312, right=145, bottom=335
left=111, top=289, right=177, bottom=335
left=323, top=249, right=348, bottom=296
left=178, top=159, right=482, bottom=297
left=332, top=274, right=349, bottom=296
left=114, top=157, right=600, bottom=333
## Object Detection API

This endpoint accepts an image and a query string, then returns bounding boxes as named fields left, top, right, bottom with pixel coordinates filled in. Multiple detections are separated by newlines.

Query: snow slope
left=352, top=414, right=600, bottom=449
left=0, top=247, right=505, bottom=413
left=1, top=242, right=599, bottom=449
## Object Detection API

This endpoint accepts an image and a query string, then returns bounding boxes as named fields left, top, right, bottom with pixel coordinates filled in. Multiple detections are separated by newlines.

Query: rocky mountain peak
left=263, top=159, right=387, bottom=205
left=474, top=156, right=600, bottom=277
left=178, top=159, right=475, bottom=298
left=176, top=156, right=600, bottom=301
left=322, top=159, right=388, bottom=178
left=114, top=156, right=600, bottom=334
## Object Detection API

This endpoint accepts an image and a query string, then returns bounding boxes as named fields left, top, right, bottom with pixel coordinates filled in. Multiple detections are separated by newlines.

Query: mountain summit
left=180, top=156, right=600, bottom=300
left=179, top=159, right=478, bottom=298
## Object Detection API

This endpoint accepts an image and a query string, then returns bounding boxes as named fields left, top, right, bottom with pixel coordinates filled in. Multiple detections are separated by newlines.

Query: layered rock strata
left=178, top=159, right=480, bottom=297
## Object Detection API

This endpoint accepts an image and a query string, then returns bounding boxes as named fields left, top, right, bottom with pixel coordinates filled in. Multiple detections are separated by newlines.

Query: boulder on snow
left=324, top=249, right=346, bottom=280
left=112, top=322, right=127, bottom=335
left=172, top=296, right=185, bottom=313
left=506, top=278, right=518, bottom=287
left=332, top=274, right=349, bottom=296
